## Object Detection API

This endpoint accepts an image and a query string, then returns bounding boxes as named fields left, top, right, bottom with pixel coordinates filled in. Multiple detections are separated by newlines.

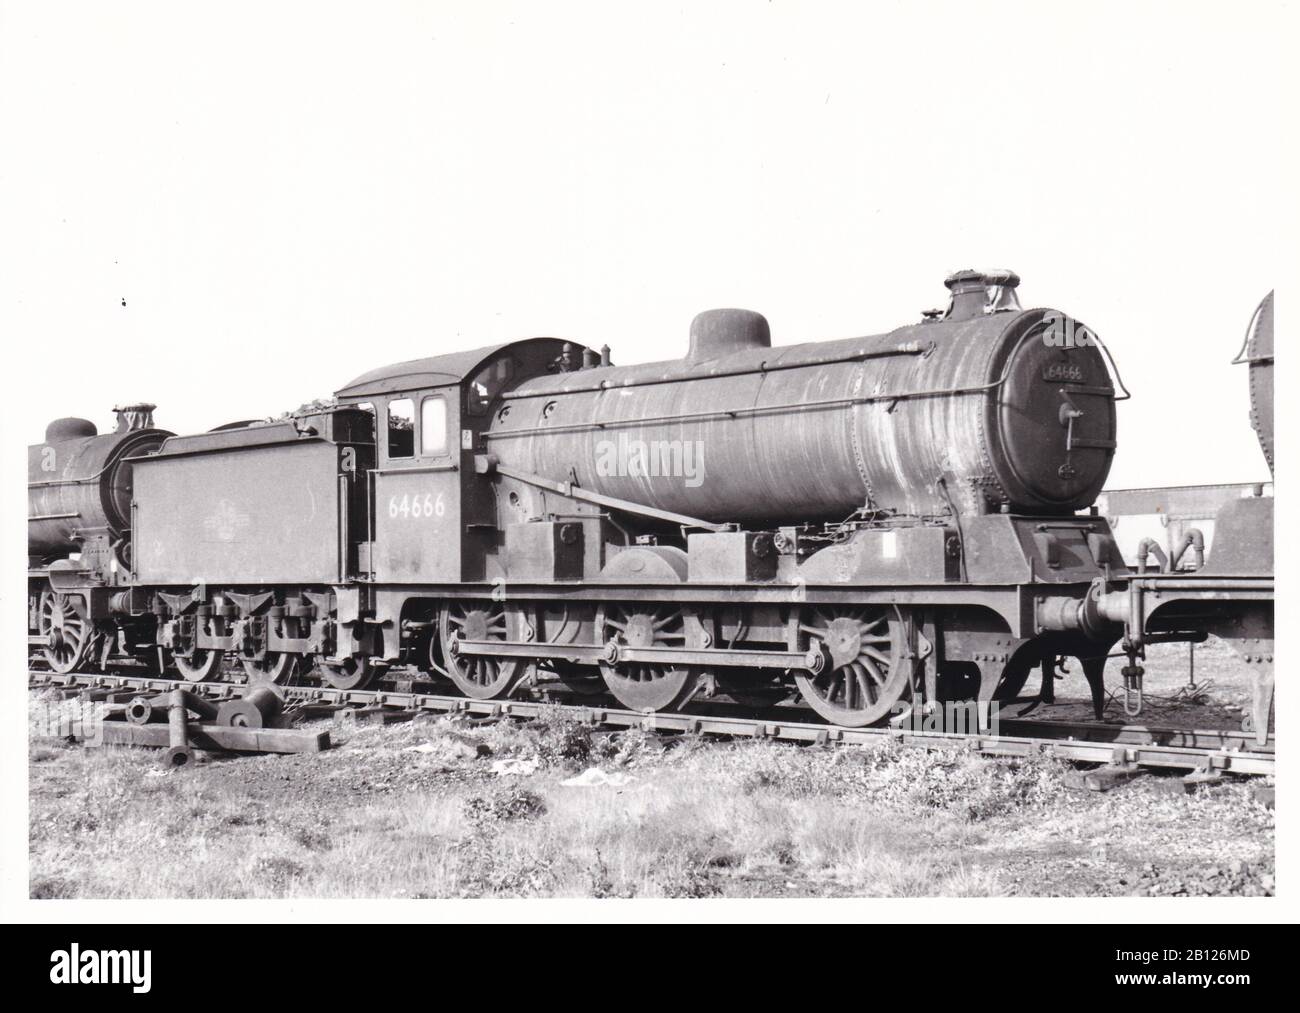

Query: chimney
left=984, top=269, right=1022, bottom=313
left=686, top=308, right=771, bottom=363
left=113, top=403, right=156, bottom=433
left=943, top=269, right=1021, bottom=321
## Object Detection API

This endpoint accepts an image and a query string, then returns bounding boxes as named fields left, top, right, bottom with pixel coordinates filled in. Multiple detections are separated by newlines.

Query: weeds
left=249, top=855, right=305, bottom=893
left=463, top=786, right=547, bottom=823
left=735, top=741, right=1065, bottom=821
left=586, top=848, right=635, bottom=899
left=450, top=829, right=558, bottom=896
left=30, top=874, right=74, bottom=900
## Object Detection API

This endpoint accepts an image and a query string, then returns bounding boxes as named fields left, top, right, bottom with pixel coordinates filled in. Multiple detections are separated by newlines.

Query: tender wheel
left=38, top=592, right=91, bottom=674
left=794, top=607, right=909, bottom=726
left=175, top=648, right=223, bottom=683
left=318, top=655, right=377, bottom=691
left=440, top=602, right=527, bottom=699
left=241, top=652, right=299, bottom=685
left=597, top=604, right=703, bottom=712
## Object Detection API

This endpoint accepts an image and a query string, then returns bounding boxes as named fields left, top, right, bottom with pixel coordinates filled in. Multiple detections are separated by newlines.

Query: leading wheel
left=38, top=592, right=91, bottom=674
left=439, top=602, right=527, bottom=700
left=597, top=604, right=703, bottom=712
left=793, top=607, right=909, bottom=726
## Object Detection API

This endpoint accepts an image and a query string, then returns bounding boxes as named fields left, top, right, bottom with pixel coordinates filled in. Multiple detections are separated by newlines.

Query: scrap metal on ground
left=45, top=680, right=329, bottom=764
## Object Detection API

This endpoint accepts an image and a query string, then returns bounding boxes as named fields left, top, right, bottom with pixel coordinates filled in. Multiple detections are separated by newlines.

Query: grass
left=29, top=677, right=1275, bottom=899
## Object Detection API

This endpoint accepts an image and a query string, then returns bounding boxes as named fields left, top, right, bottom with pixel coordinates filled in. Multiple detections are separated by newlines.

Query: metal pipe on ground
left=177, top=690, right=219, bottom=721
left=125, top=696, right=156, bottom=725
left=161, top=688, right=192, bottom=768
left=127, top=689, right=218, bottom=726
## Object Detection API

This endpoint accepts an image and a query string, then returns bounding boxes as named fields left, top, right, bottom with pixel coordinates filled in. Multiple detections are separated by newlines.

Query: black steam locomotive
left=27, top=272, right=1273, bottom=733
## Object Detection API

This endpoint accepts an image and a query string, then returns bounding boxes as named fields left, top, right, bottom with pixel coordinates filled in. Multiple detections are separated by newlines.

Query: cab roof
left=334, top=338, right=572, bottom=399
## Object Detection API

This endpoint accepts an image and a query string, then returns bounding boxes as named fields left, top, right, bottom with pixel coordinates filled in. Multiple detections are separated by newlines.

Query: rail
left=28, top=669, right=1275, bottom=777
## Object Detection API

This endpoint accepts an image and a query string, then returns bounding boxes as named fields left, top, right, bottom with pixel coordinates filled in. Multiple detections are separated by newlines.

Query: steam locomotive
left=27, top=271, right=1273, bottom=733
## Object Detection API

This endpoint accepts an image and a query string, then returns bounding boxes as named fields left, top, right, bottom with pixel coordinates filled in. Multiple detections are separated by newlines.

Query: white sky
left=2, top=1, right=1291, bottom=489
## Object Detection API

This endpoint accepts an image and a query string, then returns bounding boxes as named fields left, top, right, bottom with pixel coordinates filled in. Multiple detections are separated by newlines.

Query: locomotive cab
left=334, top=337, right=597, bottom=585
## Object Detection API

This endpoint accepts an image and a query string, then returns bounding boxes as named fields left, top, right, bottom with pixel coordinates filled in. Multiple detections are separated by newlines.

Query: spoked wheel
left=597, top=604, right=704, bottom=712
left=241, top=652, right=299, bottom=686
left=794, top=607, right=909, bottom=727
left=318, top=655, right=377, bottom=691
left=440, top=602, right=527, bottom=700
left=38, top=592, right=91, bottom=674
left=175, top=648, right=223, bottom=683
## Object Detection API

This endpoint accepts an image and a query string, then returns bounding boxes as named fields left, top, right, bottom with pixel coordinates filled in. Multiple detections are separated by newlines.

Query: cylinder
left=488, top=298, right=1117, bottom=521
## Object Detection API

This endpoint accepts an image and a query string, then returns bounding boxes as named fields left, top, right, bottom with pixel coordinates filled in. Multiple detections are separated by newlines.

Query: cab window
left=387, top=398, right=414, bottom=458
left=421, top=395, right=448, bottom=457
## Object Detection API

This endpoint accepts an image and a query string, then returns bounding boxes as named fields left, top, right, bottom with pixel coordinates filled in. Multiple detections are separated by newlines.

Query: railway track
left=28, top=667, right=1275, bottom=777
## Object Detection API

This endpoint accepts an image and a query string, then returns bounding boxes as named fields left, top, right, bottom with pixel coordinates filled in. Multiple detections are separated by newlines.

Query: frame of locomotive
left=28, top=273, right=1275, bottom=738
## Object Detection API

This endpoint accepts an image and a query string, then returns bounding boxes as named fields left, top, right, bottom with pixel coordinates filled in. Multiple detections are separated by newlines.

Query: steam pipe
left=1169, top=528, right=1205, bottom=571
left=1135, top=537, right=1168, bottom=575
